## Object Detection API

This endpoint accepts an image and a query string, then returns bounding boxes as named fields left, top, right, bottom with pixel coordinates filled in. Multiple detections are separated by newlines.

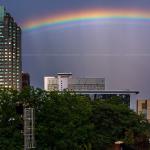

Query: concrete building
left=137, top=99, right=150, bottom=122
left=44, top=73, right=139, bottom=110
left=76, top=90, right=139, bottom=110
left=44, top=73, right=105, bottom=91
left=0, top=6, right=22, bottom=90
left=22, top=72, right=30, bottom=89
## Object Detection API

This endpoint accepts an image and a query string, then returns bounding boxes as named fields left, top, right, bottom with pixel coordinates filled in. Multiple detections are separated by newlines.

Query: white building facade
left=44, top=73, right=139, bottom=111
left=44, top=73, right=105, bottom=91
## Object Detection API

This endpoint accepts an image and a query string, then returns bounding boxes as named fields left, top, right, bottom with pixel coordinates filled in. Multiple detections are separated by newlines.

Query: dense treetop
left=0, top=88, right=150, bottom=150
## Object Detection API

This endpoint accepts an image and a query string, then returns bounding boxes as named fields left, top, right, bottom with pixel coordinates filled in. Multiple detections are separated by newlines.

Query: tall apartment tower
left=0, top=6, right=22, bottom=90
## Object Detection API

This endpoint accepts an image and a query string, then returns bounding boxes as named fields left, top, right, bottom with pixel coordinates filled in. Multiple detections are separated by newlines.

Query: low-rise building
left=44, top=73, right=105, bottom=91
left=137, top=99, right=150, bottom=122
left=44, top=73, right=139, bottom=110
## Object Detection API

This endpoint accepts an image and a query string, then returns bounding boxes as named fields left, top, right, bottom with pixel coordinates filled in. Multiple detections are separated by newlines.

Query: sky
left=0, top=0, right=150, bottom=98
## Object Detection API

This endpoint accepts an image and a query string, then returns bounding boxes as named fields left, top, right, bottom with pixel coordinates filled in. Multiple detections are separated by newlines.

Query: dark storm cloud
left=0, top=0, right=150, bottom=97
left=22, top=24, right=150, bottom=98
left=1, top=0, right=150, bottom=22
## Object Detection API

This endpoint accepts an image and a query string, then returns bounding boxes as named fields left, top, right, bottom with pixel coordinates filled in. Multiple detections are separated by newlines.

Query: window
left=142, top=102, right=147, bottom=109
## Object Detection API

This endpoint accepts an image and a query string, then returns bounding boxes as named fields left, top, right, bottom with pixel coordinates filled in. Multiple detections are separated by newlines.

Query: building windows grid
left=0, top=6, right=21, bottom=90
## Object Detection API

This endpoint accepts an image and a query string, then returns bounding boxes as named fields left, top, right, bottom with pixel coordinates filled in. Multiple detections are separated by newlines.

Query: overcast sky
left=1, top=0, right=150, bottom=98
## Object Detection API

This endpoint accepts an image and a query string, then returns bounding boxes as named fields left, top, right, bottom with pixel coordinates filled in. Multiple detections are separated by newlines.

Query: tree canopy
left=0, top=88, right=150, bottom=150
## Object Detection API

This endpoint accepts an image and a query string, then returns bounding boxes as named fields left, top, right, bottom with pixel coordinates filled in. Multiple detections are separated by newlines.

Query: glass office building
left=0, top=6, right=22, bottom=90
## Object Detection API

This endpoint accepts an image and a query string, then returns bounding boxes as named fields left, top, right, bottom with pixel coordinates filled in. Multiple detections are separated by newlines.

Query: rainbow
left=22, top=8, right=150, bottom=31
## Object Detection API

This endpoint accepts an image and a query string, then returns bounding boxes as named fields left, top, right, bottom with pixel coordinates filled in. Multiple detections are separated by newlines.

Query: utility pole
left=24, top=107, right=35, bottom=150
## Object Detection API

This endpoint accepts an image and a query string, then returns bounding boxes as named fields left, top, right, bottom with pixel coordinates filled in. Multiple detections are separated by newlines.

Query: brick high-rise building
left=0, top=6, right=22, bottom=90
left=22, top=72, right=30, bottom=89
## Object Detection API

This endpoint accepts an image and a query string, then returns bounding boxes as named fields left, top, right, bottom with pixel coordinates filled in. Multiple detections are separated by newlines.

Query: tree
left=0, top=89, right=23, bottom=150
left=0, top=87, right=150, bottom=150
left=90, top=100, right=150, bottom=150
left=36, top=91, right=93, bottom=150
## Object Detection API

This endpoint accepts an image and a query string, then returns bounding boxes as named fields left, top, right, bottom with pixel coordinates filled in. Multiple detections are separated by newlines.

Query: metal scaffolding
left=24, top=108, right=35, bottom=150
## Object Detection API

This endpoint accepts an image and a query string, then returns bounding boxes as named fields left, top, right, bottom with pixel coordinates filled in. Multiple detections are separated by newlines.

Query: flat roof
left=74, top=90, right=139, bottom=94
left=57, top=73, right=72, bottom=75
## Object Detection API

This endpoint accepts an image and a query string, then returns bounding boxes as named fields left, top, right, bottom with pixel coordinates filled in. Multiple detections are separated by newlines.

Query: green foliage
left=91, top=100, right=150, bottom=149
left=36, top=91, right=93, bottom=150
left=0, top=88, right=150, bottom=149
left=0, top=89, right=23, bottom=150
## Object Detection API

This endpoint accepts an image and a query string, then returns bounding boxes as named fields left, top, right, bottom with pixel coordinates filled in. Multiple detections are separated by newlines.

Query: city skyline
left=0, top=1, right=150, bottom=98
